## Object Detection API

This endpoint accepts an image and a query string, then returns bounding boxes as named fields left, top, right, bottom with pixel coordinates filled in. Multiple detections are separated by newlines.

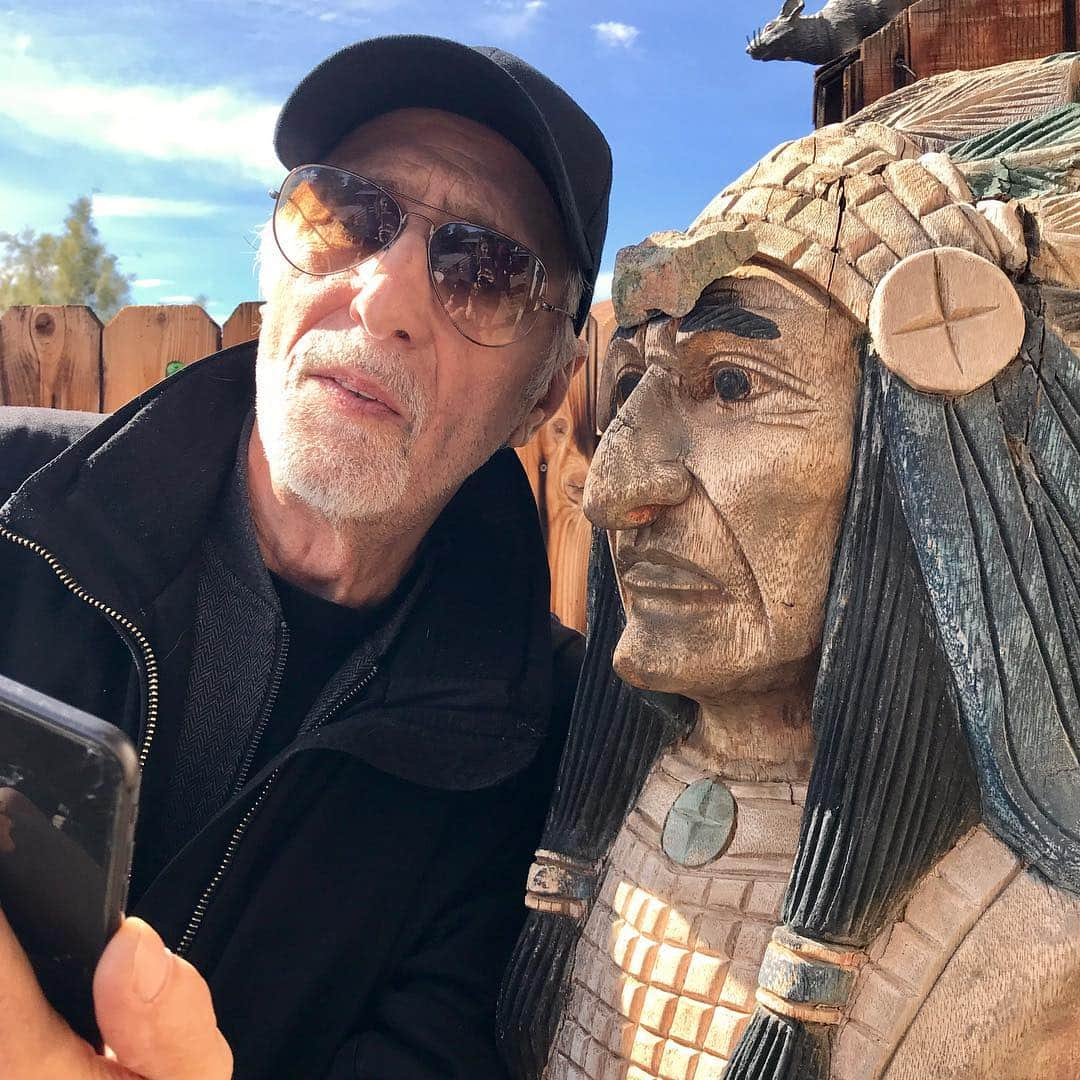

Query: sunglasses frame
left=270, top=163, right=574, bottom=348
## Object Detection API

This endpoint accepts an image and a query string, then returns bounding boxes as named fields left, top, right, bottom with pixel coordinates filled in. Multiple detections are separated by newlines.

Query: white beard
left=255, top=331, right=427, bottom=524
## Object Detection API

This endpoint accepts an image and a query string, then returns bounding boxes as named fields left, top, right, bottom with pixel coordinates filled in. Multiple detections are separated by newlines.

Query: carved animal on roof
left=747, top=0, right=921, bottom=65
left=499, top=53, right=1080, bottom=1080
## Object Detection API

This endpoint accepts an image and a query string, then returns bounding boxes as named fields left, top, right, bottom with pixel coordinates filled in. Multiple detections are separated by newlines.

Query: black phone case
left=0, top=674, right=139, bottom=1048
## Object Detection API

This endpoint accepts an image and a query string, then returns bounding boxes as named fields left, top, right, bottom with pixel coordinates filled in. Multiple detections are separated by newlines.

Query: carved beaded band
left=755, top=927, right=865, bottom=1025
left=524, top=850, right=597, bottom=919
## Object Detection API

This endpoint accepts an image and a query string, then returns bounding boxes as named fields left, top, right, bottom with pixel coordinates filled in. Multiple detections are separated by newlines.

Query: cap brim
left=274, top=35, right=593, bottom=328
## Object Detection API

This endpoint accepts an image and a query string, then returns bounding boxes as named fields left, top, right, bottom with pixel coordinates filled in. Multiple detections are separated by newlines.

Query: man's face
left=255, top=107, right=569, bottom=527
left=583, top=264, right=861, bottom=701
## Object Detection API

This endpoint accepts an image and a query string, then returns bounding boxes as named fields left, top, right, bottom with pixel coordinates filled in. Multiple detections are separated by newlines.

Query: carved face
left=583, top=264, right=861, bottom=702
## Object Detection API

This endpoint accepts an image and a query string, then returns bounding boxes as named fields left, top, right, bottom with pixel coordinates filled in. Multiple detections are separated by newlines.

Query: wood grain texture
left=883, top=863, right=1080, bottom=1078
left=514, top=315, right=602, bottom=633
left=102, top=305, right=221, bottom=412
left=221, top=302, right=263, bottom=348
left=860, top=9, right=912, bottom=106
left=541, top=363, right=596, bottom=633
left=906, top=0, right=1064, bottom=81
left=0, top=306, right=102, bottom=410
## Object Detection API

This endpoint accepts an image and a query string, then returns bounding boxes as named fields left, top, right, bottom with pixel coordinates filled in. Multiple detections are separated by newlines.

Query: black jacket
left=0, top=342, right=580, bottom=1079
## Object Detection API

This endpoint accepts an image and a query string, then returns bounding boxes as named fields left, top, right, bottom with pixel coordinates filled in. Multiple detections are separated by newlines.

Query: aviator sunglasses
left=271, top=163, right=573, bottom=347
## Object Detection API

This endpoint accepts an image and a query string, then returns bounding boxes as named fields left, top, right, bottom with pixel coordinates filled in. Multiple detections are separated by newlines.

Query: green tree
left=0, top=196, right=133, bottom=320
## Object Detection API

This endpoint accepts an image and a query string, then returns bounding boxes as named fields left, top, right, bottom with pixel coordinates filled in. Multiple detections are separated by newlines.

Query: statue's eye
left=713, top=365, right=752, bottom=402
left=613, top=369, right=643, bottom=411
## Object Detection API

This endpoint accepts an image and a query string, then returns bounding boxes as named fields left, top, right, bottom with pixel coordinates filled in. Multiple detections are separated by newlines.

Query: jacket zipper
left=231, top=621, right=290, bottom=799
left=0, top=525, right=159, bottom=767
left=176, top=659, right=379, bottom=957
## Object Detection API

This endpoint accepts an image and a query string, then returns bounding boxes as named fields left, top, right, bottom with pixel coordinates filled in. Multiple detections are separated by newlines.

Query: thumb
left=93, top=918, right=232, bottom=1080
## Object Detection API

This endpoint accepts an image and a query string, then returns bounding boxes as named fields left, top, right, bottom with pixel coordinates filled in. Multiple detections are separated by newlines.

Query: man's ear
left=508, top=338, right=587, bottom=448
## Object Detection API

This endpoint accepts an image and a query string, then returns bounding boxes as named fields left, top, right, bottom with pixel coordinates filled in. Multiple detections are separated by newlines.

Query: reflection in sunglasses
left=273, top=164, right=571, bottom=346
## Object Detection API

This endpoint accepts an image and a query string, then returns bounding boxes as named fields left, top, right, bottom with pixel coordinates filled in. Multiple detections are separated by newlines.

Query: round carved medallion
left=869, top=246, right=1025, bottom=396
left=662, top=777, right=737, bottom=867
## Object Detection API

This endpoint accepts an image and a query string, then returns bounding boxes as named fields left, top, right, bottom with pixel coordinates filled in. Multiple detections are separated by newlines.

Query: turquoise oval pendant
left=662, top=777, right=737, bottom=867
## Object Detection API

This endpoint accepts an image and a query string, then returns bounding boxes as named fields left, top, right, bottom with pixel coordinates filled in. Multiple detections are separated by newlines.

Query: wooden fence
left=0, top=301, right=612, bottom=633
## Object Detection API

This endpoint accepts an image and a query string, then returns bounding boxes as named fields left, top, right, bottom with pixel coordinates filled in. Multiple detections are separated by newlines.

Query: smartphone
left=0, top=673, right=139, bottom=1048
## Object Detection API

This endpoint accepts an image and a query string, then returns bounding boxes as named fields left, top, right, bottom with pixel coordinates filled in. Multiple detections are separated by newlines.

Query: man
left=0, top=35, right=611, bottom=1079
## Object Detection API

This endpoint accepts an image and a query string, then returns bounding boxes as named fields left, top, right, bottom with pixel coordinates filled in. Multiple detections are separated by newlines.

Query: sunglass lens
left=429, top=223, right=546, bottom=346
left=274, top=166, right=401, bottom=275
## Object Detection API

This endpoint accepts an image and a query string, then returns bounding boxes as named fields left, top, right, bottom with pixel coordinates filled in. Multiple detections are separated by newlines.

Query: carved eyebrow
left=676, top=293, right=781, bottom=341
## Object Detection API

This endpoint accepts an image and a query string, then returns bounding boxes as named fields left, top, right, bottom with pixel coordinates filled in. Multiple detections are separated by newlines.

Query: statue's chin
left=611, top=626, right=723, bottom=701
left=612, top=621, right=820, bottom=702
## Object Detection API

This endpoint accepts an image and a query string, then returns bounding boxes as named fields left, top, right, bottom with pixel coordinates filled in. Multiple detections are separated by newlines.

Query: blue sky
left=0, top=1, right=814, bottom=325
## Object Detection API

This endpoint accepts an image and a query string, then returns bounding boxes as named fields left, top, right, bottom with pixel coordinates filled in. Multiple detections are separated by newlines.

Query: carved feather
left=849, top=55, right=1080, bottom=150
left=1022, top=193, right=1080, bottom=289
left=947, top=104, right=1080, bottom=197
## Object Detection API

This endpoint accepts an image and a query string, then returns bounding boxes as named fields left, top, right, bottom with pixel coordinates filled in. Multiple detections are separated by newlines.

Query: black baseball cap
left=274, top=35, right=612, bottom=333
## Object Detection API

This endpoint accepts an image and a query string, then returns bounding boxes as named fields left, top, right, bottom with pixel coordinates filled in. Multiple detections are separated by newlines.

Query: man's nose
left=348, top=216, right=436, bottom=346
left=582, top=370, right=692, bottom=530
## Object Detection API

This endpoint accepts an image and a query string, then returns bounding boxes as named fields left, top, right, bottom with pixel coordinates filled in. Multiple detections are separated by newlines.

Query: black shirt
left=250, top=573, right=393, bottom=776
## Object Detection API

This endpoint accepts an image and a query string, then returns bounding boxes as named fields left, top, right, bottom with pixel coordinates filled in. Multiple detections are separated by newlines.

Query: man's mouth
left=306, top=369, right=405, bottom=420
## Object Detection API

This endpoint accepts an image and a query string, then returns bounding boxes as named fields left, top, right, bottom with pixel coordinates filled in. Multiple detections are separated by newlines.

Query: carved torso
left=546, top=747, right=1080, bottom=1080
left=546, top=748, right=806, bottom=1080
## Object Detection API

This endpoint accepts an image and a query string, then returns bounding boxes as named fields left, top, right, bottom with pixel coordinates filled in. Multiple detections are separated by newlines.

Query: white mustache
left=292, top=330, right=428, bottom=429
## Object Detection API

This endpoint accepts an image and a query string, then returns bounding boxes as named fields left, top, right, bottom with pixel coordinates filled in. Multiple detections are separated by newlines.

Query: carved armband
left=755, top=927, right=866, bottom=1025
left=524, top=849, right=598, bottom=919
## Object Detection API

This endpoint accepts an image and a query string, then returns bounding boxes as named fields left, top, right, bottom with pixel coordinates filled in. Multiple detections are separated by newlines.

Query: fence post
left=102, top=305, right=221, bottom=412
left=0, top=305, right=103, bottom=411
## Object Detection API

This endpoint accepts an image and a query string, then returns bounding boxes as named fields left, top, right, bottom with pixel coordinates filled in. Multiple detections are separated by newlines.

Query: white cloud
left=478, top=0, right=546, bottom=37
left=92, top=195, right=223, bottom=219
left=593, top=21, right=640, bottom=48
left=159, top=294, right=197, bottom=304
left=133, top=277, right=173, bottom=288
left=13, top=33, right=30, bottom=54
left=0, top=41, right=280, bottom=182
left=593, top=270, right=613, bottom=302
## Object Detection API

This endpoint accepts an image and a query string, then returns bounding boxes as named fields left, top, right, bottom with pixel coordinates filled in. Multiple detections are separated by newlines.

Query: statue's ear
left=780, top=0, right=805, bottom=18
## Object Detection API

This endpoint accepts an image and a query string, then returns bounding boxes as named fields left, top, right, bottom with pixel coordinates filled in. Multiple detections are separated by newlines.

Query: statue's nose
left=583, top=373, right=691, bottom=531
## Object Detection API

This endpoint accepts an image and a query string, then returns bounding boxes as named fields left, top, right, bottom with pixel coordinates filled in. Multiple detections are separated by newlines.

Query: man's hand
left=0, top=906, right=232, bottom=1079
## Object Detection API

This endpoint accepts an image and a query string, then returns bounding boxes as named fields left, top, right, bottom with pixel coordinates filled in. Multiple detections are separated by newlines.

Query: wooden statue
left=500, top=54, right=1080, bottom=1080
left=746, top=0, right=922, bottom=65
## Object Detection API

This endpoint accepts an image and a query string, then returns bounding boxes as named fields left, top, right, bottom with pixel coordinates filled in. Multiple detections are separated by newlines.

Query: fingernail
left=132, top=920, right=172, bottom=1003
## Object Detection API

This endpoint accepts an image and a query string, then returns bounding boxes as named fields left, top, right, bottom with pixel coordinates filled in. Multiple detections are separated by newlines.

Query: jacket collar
left=1, top=342, right=555, bottom=788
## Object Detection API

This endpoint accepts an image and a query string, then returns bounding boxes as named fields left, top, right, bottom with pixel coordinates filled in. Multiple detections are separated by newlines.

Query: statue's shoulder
left=837, top=827, right=1080, bottom=1079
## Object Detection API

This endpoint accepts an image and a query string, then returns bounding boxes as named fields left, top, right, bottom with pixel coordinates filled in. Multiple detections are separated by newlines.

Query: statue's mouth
left=618, top=546, right=725, bottom=594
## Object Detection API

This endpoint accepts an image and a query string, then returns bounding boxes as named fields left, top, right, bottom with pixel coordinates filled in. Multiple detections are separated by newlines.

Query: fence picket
left=102, top=305, right=221, bottom=412
left=222, top=302, right=263, bottom=348
left=0, top=305, right=103, bottom=411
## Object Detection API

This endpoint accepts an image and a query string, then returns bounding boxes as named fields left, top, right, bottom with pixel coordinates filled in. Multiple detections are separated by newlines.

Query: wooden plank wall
left=818, top=0, right=1076, bottom=117
left=0, top=301, right=601, bottom=632
left=513, top=310, right=613, bottom=633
